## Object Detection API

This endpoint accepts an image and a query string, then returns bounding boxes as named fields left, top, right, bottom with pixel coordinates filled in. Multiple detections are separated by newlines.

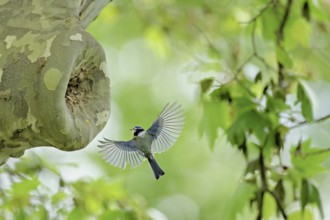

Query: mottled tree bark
left=0, top=0, right=111, bottom=164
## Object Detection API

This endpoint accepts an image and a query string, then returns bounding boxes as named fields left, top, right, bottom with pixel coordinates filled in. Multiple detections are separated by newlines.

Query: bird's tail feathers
left=146, top=154, right=165, bottom=180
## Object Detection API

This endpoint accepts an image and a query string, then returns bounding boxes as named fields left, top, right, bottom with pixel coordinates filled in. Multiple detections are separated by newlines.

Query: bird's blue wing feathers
left=98, top=139, right=144, bottom=169
left=147, top=102, right=185, bottom=153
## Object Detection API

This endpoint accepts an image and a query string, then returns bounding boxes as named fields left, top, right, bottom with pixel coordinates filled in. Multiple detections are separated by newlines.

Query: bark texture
left=0, top=0, right=111, bottom=164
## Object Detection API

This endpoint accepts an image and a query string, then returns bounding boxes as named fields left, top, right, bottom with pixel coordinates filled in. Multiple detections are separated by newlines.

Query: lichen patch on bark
left=43, top=36, right=56, bottom=59
left=4, top=36, right=16, bottom=49
left=70, top=33, right=83, bottom=41
left=43, top=68, right=63, bottom=91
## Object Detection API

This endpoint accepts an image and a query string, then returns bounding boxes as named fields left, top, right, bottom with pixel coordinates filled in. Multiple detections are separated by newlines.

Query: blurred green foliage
left=0, top=155, right=151, bottom=220
left=2, top=0, right=330, bottom=219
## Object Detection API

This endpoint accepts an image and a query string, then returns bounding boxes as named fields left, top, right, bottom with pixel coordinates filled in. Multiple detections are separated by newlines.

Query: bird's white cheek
left=138, top=131, right=146, bottom=138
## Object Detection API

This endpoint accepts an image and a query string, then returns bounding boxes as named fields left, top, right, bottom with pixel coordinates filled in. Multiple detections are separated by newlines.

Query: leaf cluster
left=0, top=155, right=151, bottom=220
left=197, top=0, right=330, bottom=219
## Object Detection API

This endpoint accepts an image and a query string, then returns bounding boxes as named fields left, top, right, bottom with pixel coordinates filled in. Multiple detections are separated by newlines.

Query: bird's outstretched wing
left=98, top=138, right=144, bottom=169
left=147, top=102, right=185, bottom=153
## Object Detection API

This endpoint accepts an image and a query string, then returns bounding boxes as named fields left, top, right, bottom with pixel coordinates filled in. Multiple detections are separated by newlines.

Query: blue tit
left=98, top=102, right=184, bottom=179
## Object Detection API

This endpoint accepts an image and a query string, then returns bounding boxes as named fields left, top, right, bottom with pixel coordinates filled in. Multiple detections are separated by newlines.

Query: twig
left=79, top=0, right=112, bottom=28
left=256, top=190, right=265, bottom=220
left=303, top=148, right=330, bottom=158
left=259, top=151, right=268, bottom=189
left=276, top=0, right=293, bottom=83
left=256, top=150, right=268, bottom=220
left=251, top=20, right=258, bottom=53
left=193, top=24, right=222, bottom=58
left=266, top=189, right=288, bottom=219
left=277, top=0, right=293, bottom=44
left=256, top=149, right=288, bottom=220
left=247, top=0, right=276, bottom=70
left=254, top=54, right=278, bottom=72
left=248, top=0, right=277, bottom=75
left=236, top=54, right=254, bottom=75
left=290, top=113, right=330, bottom=129
left=241, top=1, right=274, bottom=24
left=222, top=53, right=254, bottom=85
left=257, top=131, right=289, bottom=220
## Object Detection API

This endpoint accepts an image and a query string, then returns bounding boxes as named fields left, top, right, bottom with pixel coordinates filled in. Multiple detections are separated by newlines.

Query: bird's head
left=131, top=126, right=144, bottom=136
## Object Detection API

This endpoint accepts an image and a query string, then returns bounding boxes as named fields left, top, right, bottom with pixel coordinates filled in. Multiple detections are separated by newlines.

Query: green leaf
left=285, top=18, right=311, bottom=49
left=199, top=100, right=230, bottom=148
left=227, top=110, right=272, bottom=146
left=208, top=44, right=222, bottom=60
left=245, top=159, right=259, bottom=174
left=301, top=179, right=309, bottom=212
left=310, top=184, right=324, bottom=218
left=301, top=138, right=312, bottom=150
left=14, top=208, right=26, bottom=220
left=67, top=208, right=87, bottom=220
left=291, top=147, right=329, bottom=178
left=98, top=210, right=122, bottom=220
left=12, top=178, right=40, bottom=200
left=263, top=192, right=277, bottom=220
left=254, top=71, right=262, bottom=83
left=85, top=194, right=102, bottom=214
left=261, top=9, right=279, bottom=41
left=145, top=26, right=170, bottom=58
left=269, top=126, right=289, bottom=151
left=221, top=183, right=257, bottom=219
left=276, top=46, right=293, bottom=68
left=238, top=137, right=248, bottom=158
left=98, top=210, right=136, bottom=220
left=210, top=86, right=232, bottom=102
left=234, top=97, right=257, bottom=115
left=15, top=155, right=42, bottom=174
left=309, top=0, right=330, bottom=21
left=297, top=81, right=314, bottom=122
left=52, top=191, right=67, bottom=205
left=300, top=179, right=324, bottom=218
left=288, top=209, right=313, bottom=220
left=266, top=95, right=290, bottom=113
left=302, top=1, right=310, bottom=21
left=199, top=61, right=222, bottom=72
left=200, top=78, right=214, bottom=94
left=274, top=179, right=285, bottom=206
left=29, top=206, right=48, bottom=220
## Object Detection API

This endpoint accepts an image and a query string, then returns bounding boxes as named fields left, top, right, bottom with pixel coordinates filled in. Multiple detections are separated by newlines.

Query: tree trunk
left=0, top=0, right=111, bottom=164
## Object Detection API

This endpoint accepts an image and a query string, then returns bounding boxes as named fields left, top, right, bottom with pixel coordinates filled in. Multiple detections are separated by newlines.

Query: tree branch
left=266, top=189, right=288, bottom=219
left=0, top=0, right=111, bottom=164
left=276, top=0, right=293, bottom=83
left=256, top=150, right=267, bottom=220
left=241, top=1, right=274, bottom=24
left=250, top=15, right=277, bottom=73
left=277, top=0, right=293, bottom=44
left=79, top=0, right=113, bottom=28
left=256, top=150, right=288, bottom=220
left=193, top=24, right=222, bottom=58
left=290, top=113, right=330, bottom=129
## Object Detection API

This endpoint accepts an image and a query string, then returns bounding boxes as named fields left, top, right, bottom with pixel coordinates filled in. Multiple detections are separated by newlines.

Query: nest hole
left=65, top=65, right=94, bottom=112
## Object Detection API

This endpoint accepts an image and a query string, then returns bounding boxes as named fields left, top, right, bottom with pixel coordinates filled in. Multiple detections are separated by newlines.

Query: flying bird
left=98, top=102, right=185, bottom=179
